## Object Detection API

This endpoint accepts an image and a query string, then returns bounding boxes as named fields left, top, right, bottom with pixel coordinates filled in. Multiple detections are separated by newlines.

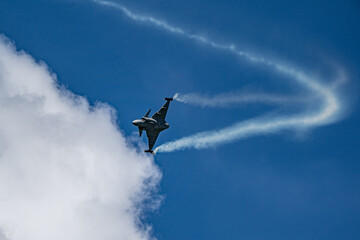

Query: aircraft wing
left=152, top=99, right=171, bottom=122
left=146, top=129, right=160, bottom=151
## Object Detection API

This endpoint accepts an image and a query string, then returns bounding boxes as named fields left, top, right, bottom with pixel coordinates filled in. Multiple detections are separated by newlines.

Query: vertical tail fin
left=144, top=109, right=151, bottom=117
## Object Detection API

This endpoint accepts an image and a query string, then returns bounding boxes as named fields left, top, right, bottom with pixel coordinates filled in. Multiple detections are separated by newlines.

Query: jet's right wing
left=146, top=129, right=160, bottom=152
left=151, top=98, right=173, bottom=122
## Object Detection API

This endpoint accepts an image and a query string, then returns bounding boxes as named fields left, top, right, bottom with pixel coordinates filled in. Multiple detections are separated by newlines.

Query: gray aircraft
left=132, top=98, right=173, bottom=154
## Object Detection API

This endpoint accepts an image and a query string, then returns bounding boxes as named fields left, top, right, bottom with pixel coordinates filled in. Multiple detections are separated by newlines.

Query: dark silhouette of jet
left=132, top=98, right=173, bottom=154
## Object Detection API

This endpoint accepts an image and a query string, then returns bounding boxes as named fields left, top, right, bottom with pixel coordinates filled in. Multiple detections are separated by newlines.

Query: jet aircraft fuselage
left=132, top=98, right=173, bottom=153
left=132, top=118, right=169, bottom=132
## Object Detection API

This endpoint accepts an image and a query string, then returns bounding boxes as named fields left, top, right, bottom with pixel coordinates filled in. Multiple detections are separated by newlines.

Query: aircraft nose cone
left=132, top=119, right=141, bottom=126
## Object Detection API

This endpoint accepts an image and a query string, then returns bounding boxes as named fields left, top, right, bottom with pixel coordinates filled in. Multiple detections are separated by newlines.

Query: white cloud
left=0, top=35, right=160, bottom=240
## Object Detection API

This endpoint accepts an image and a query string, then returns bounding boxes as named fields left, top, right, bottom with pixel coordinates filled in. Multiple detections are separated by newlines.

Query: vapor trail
left=93, top=0, right=344, bottom=154
left=173, top=92, right=311, bottom=107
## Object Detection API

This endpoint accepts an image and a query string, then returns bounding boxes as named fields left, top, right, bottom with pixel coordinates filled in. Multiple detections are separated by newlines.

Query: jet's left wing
left=146, top=130, right=160, bottom=152
left=152, top=98, right=172, bottom=122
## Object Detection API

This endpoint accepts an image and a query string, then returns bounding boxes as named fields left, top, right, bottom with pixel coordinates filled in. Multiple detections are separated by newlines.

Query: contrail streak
left=173, top=92, right=312, bottom=107
left=93, top=0, right=344, bottom=154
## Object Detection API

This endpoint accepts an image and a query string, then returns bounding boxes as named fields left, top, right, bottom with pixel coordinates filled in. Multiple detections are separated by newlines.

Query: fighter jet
left=132, top=98, right=173, bottom=154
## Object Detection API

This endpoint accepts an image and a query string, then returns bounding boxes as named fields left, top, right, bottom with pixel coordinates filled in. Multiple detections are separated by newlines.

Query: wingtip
left=164, top=97, right=173, bottom=101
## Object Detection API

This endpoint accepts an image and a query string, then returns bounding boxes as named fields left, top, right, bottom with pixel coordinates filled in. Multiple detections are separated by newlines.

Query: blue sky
left=0, top=0, right=359, bottom=239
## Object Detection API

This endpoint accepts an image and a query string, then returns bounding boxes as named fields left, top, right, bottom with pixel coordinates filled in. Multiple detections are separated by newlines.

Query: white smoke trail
left=173, top=92, right=311, bottom=107
left=93, top=0, right=344, bottom=154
